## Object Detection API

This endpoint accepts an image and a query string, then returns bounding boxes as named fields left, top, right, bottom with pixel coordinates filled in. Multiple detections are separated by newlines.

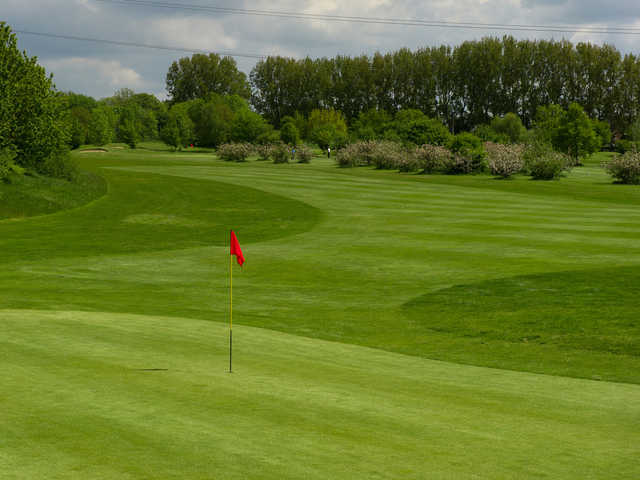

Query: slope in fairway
left=2, top=309, right=639, bottom=480
left=2, top=149, right=640, bottom=384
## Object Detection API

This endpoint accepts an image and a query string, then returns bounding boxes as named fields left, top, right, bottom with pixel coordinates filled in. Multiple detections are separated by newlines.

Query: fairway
left=2, top=147, right=639, bottom=478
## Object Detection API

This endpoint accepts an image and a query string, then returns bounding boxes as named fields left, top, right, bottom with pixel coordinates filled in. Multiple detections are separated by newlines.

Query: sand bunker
left=78, top=148, right=108, bottom=153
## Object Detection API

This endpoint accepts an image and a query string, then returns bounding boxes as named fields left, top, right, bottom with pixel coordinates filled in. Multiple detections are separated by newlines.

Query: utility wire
left=14, top=30, right=267, bottom=59
left=94, top=0, right=640, bottom=36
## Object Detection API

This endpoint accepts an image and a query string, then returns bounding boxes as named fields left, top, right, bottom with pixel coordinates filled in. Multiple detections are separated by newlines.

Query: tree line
left=249, top=37, right=640, bottom=133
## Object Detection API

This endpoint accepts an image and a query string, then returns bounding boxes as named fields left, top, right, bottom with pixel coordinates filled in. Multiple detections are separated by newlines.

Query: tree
left=118, top=105, right=139, bottom=148
left=553, top=103, right=600, bottom=162
left=280, top=121, right=299, bottom=145
left=68, top=106, right=91, bottom=149
left=533, top=104, right=565, bottom=144
left=350, top=109, right=392, bottom=140
left=307, top=109, right=348, bottom=149
left=166, top=53, right=250, bottom=103
left=87, top=106, right=116, bottom=146
left=0, top=23, right=71, bottom=174
left=392, top=109, right=452, bottom=146
left=490, top=113, right=526, bottom=143
left=160, top=108, right=194, bottom=150
left=230, top=108, right=272, bottom=143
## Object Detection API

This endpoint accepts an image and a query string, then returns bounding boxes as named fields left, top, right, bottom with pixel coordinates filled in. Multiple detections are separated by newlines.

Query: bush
left=272, top=142, right=290, bottom=164
left=448, top=133, right=486, bottom=172
left=605, top=151, right=640, bottom=184
left=296, top=144, right=312, bottom=163
left=414, top=144, right=451, bottom=173
left=397, top=154, right=421, bottom=173
left=371, top=142, right=405, bottom=170
left=442, top=154, right=473, bottom=175
left=0, top=147, right=22, bottom=182
left=217, top=142, right=253, bottom=162
left=485, top=142, right=525, bottom=178
left=614, top=139, right=639, bottom=154
left=528, top=152, right=570, bottom=180
left=335, top=141, right=388, bottom=167
left=255, top=144, right=273, bottom=161
left=37, top=150, right=78, bottom=181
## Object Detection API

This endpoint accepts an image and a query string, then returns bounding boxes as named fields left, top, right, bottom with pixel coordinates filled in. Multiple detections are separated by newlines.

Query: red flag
left=230, top=230, right=244, bottom=266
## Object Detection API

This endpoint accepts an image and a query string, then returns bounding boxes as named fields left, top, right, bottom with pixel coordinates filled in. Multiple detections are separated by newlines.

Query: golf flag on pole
left=230, top=230, right=244, bottom=266
left=228, top=230, right=243, bottom=373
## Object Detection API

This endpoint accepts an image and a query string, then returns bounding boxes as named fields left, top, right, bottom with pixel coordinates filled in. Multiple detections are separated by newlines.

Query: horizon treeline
left=250, top=36, right=640, bottom=133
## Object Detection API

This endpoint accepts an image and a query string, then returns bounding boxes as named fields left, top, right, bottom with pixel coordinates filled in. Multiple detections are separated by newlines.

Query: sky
left=4, top=0, right=640, bottom=100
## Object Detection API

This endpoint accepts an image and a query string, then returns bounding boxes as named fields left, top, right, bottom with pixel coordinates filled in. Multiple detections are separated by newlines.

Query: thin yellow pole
left=230, top=251, right=233, bottom=330
left=229, top=248, right=233, bottom=373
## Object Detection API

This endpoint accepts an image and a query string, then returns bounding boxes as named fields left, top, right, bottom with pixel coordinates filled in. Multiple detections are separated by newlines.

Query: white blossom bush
left=605, top=151, right=640, bottom=184
left=296, top=144, right=313, bottom=163
left=272, top=142, right=290, bottom=163
left=485, top=142, right=525, bottom=178
left=415, top=144, right=451, bottom=173
left=217, top=143, right=253, bottom=162
left=255, top=144, right=273, bottom=161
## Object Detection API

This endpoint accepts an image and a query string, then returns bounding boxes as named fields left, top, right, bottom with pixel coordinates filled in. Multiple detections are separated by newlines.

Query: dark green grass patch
left=0, top=171, right=107, bottom=219
left=0, top=164, right=320, bottom=263
left=404, top=266, right=640, bottom=355
left=402, top=266, right=640, bottom=382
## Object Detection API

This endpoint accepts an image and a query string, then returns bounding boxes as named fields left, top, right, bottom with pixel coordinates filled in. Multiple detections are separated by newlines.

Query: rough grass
left=0, top=171, right=106, bottom=219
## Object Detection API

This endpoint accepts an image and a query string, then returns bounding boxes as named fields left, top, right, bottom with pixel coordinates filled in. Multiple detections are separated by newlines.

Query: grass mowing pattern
left=1, top=146, right=640, bottom=478
left=0, top=156, right=320, bottom=263
left=2, top=309, right=639, bottom=479
left=0, top=171, right=107, bottom=219
left=98, top=151, right=640, bottom=383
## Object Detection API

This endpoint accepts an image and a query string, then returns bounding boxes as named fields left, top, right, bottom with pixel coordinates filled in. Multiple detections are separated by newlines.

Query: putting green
left=2, top=309, right=638, bottom=479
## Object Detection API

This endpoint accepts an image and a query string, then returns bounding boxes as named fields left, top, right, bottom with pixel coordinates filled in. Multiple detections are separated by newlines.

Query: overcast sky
left=4, top=0, right=640, bottom=100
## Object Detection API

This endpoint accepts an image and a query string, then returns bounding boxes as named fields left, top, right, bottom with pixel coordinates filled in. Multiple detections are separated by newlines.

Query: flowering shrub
left=371, top=142, right=405, bottom=170
left=296, top=144, right=313, bottom=163
left=217, top=143, right=253, bottom=162
left=336, top=141, right=402, bottom=168
left=528, top=152, right=570, bottom=180
left=272, top=142, right=290, bottom=164
left=415, top=144, right=451, bottom=173
left=442, top=154, right=473, bottom=174
left=485, top=142, right=525, bottom=178
left=605, top=151, right=640, bottom=184
left=255, top=144, right=273, bottom=161
left=397, top=154, right=421, bottom=173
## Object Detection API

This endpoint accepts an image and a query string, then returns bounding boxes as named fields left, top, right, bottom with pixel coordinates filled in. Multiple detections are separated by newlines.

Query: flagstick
left=229, top=248, right=233, bottom=373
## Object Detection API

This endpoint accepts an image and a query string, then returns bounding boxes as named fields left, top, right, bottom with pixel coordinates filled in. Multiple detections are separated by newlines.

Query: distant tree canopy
left=0, top=22, right=72, bottom=179
left=166, top=53, right=251, bottom=103
left=250, top=37, right=640, bottom=133
left=166, top=93, right=273, bottom=148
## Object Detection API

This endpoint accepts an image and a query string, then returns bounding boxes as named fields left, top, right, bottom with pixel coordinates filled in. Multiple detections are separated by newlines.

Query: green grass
left=1, top=146, right=639, bottom=478
left=0, top=170, right=106, bottom=219
left=2, top=309, right=639, bottom=479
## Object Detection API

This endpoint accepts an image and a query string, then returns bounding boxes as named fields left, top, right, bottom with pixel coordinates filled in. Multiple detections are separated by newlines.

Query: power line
left=14, top=29, right=267, bottom=59
left=94, top=0, right=640, bottom=36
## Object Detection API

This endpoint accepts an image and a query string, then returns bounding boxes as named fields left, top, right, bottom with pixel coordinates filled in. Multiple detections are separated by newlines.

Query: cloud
left=41, top=57, right=147, bottom=98
left=4, top=0, right=640, bottom=99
